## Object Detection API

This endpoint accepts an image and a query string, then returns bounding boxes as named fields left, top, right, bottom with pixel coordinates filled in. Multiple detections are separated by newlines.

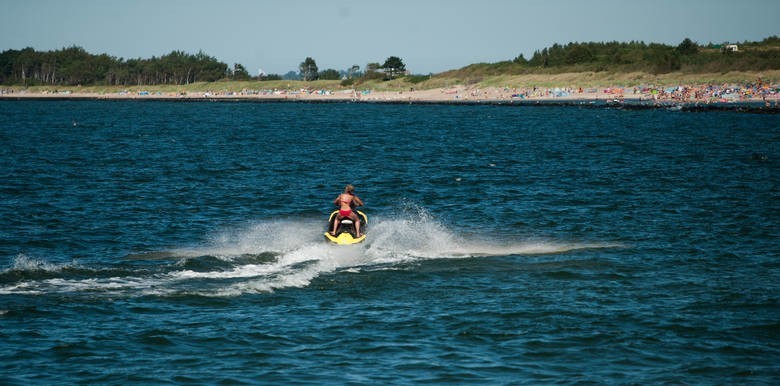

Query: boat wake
left=0, top=209, right=621, bottom=297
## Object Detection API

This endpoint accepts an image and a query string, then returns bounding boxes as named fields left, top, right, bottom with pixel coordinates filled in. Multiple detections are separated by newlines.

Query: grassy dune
left=5, top=70, right=778, bottom=95
left=446, top=70, right=780, bottom=89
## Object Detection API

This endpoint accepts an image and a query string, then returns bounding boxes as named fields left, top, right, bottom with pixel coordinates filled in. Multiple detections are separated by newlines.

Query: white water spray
left=1, top=209, right=621, bottom=296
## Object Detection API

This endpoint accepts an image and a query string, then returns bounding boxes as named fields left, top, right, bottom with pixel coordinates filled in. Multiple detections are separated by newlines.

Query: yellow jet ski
left=324, top=210, right=367, bottom=245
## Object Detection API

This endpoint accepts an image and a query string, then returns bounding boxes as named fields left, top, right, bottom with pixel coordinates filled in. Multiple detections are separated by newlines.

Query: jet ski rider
left=331, top=184, right=364, bottom=237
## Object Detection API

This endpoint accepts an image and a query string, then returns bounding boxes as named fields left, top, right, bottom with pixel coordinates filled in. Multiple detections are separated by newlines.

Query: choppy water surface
left=1, top=101, right=778, bottom=384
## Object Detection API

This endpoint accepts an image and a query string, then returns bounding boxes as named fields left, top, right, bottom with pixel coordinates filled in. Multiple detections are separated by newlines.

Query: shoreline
left=1, top=85, right=778, bottom=112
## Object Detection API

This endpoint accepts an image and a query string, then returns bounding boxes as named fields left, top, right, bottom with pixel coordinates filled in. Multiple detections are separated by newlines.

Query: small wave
left=3, top=254, right=74, bottom=273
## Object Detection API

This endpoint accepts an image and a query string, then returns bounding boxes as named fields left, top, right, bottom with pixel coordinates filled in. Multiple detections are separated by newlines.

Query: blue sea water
left=0, top=100, right=778, bottom=384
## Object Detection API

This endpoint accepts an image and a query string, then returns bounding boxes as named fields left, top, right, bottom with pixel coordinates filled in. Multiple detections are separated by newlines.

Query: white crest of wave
left=211, top=244, right=367, bottom=296
left=1, top=254, right=77, bottom=274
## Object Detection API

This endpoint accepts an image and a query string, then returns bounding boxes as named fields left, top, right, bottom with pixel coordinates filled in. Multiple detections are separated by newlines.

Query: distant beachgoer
left=331, top=184, right=364, bottom=237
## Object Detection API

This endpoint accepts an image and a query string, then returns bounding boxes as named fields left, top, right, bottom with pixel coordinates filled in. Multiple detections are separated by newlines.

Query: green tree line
left=297, top=56, right=406, bottom=83
left=449, top=36, right=780, bottom=77
left=0, top=46, right=235, bottom=86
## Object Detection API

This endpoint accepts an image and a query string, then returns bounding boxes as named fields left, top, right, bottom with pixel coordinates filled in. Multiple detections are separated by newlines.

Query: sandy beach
left=2, top=83, right=778, bottom=107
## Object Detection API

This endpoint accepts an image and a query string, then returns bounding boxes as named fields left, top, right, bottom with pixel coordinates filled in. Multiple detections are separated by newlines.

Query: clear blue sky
left=3, top=0, right=778, bottom=75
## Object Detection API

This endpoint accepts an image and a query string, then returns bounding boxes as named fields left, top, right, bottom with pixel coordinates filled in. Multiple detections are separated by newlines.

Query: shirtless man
left=331, top=184, right=364, bottom=237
